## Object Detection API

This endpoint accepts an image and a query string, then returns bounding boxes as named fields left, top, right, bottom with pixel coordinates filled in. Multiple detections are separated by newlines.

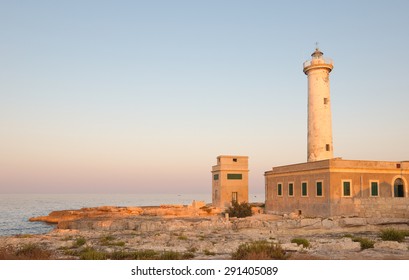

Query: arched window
left=394, top=178, right=405, bottom=197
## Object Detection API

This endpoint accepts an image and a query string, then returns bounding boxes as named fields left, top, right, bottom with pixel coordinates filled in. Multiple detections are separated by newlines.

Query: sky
left=1, top=0, right=409, bottom=194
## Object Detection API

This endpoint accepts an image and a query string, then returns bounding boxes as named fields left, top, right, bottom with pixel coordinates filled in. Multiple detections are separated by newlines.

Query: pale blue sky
left=1, top=0, right=408, bottom=194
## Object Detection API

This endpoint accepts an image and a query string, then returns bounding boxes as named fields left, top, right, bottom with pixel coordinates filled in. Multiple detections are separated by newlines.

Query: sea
left=0, top=193, right=264, bottom=236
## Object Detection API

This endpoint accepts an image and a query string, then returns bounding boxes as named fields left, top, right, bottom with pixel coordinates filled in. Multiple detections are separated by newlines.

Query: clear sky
left=1, top=0, right=409, bottom=194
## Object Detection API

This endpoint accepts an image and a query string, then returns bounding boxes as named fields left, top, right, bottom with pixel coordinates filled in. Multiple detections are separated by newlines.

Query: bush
left=291, top=238, right=310, bottom=248
left=159, top=251, right=183, bottom=260
left=226, top=201, right=252, bottom=218
left=177, top=235, right=188, bottom=241
left=109, top=250, right=158, bottom=260
left=203, top=249, right=215, bottom=256
left=100, top=235, right=125, bottom=246
left=352, top=237, right=375, bottom=250
left=0, top=244, right=53, bottom=260
left=109, top=250, right=194, bottom=260
left=231, top=240, right=288, bottom=260
left=74, top=237, right=86, bottom=247
left=80, top=247, right=107, bottom=260
left=380, top=228, right=406, bottom=242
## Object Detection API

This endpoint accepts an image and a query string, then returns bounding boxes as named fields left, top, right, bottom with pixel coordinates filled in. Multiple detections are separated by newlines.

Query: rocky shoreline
left=2, top=204, right=409, bottom=260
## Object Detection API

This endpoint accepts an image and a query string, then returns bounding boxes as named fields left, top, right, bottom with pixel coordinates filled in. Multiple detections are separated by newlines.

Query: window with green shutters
left=277, top=183, right=282, bottom=196
left=213, top=174, right=219, bottom=180
left=301, top=182, right=308, bottom=196
left=370, top=181, right=379, bottom=197
left=316, top=181, right=323, bottom=197
left=227, top=174, right=242, bottom=180
left=343, top=181, right=351, bottom=197
left=288, top=183, right=294, bottom=196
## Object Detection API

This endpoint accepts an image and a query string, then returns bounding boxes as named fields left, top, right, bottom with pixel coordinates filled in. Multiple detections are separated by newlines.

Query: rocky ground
left=2, top=205, right=409, bottom=260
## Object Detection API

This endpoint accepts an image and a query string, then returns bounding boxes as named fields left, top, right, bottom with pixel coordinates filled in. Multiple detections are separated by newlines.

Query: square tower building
left=212, top=155, right=249, bottom=208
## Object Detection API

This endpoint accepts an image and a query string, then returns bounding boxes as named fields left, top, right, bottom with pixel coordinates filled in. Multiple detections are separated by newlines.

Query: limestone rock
left=299, top=218, right=322, bottom=228
left=281, top=243, right=302, bottom=252
left=374, top=241, right=408, bottom=251
left=313, top=238, right=361, bottom=252
left=339, top=218, right=367, bottom=227
left=366, top=218, right=409, bottom=226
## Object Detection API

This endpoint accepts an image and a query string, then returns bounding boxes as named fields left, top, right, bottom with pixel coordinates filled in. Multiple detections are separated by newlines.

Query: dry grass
left=231, top=240, right=289, bottom=260
left=0, top=244, right=53, bottom=260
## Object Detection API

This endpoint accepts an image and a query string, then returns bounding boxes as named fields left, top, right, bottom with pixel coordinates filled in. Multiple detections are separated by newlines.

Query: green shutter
left=316, top=182, right=323, bottom=196
left=288, top=183, right=294, bottom=196
left=343, top=181, right=351, bottom=196
left=213, top=174, right=219, bottom=180
left=278, top=183, right=282, bottom=196
left=302, top=182, right=307, bottom=196
left=371, top=182, right=378, bottom=196
left=227, top=174, right=242, bottom=180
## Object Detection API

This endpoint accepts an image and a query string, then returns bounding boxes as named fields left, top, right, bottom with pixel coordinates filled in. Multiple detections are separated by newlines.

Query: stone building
left=264, top=48, right=409, bottom=218
left=211, top=155, right=249, bottom=208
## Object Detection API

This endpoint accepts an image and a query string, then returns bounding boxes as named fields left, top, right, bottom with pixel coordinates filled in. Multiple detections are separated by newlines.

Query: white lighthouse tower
left=303, top=48, right=334, bottom=162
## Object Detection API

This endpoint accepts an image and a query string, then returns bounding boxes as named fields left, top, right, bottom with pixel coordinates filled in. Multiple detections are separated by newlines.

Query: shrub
left=231, top=240, right=288, bottom=260
left=352, top=237, right=375, bottom=250
left=226, top=201, right=252, bottom=218
left=100, top=235, right=125, bottom=246
left=291, top=238, right=310, bottom=248
left=0, top=244, right=54, bottom=260
left=100, top=235, right=115, bottom=242
left=200, top=206, right=212, bottom=214
left=182, top=252, right=195, bottom=259
left=128, top=250, right=158, bottom=260
left=187, top=247, right=197, bottom=253
left=74, top=237, right=86, bottom=247
left=80, top=247, right=107, bottom=260
left=203, top=249, right=216, bottom=256
left=159, top=251, right=183, bottom=260
left=380, top=228, right=406, bottom=242
left=177, top=235, right=188, bottom=241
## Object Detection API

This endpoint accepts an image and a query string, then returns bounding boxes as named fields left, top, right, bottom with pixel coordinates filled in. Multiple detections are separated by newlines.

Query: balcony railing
left=303, top=57, right=333, bottom=68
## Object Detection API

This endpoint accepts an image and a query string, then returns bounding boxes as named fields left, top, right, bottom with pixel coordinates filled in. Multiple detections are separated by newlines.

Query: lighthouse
left=303, top=48, right=334, bottom=162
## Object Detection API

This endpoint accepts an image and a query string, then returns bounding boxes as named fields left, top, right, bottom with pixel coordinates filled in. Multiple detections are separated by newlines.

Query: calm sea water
left=0, top=193, right=264, bottom=236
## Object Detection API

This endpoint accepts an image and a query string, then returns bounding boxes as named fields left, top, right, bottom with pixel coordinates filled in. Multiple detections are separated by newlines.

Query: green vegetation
left=291, top=238, right=310, bottom=248
left=177, top=235, right=188, bottom=241
left=61, top=236, right=73, bottom=241
left=200, top=206, right=212, bottom=214
left=181, top=252, right=195, bottom=259
left=379, top=228, right=408, bottom=243
left=203, top=249, right=216, bottom=256
left=0, top=244, right=52, bottom=260
left=225, top=201, right=252, bottom=218
left=74, top=237, right=86, bottom=247
left=352, top=237, right=375, bottom=250
left=187, top=247, right=197, bottom=253
left=110, top=250, right=158, bottom=260
left=231, top=240, right=288, bottom=260
left=99, top=235, right=125, bottom=247
left=80, top=247, right=107, bottom=260
left=66, top=247, right=195, bottom=260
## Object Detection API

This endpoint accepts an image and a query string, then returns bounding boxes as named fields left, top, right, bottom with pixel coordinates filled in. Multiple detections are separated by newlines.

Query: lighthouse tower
left=303, top=48, right=334, bottom=162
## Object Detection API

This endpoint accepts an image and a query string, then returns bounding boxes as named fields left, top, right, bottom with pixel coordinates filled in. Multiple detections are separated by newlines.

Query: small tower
left=303, top=48, right=334, bottom=162
left=211, top=155, right=249, bottom=208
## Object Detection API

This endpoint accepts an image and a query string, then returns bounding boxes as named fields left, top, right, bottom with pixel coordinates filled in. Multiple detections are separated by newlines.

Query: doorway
left=232, top=192, right=238, bottom=203
left=394, top=178, right=405, bottom=197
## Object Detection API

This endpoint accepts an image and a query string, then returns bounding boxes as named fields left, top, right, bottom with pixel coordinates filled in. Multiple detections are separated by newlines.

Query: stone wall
left=353, top=198, right=409, bottom=218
